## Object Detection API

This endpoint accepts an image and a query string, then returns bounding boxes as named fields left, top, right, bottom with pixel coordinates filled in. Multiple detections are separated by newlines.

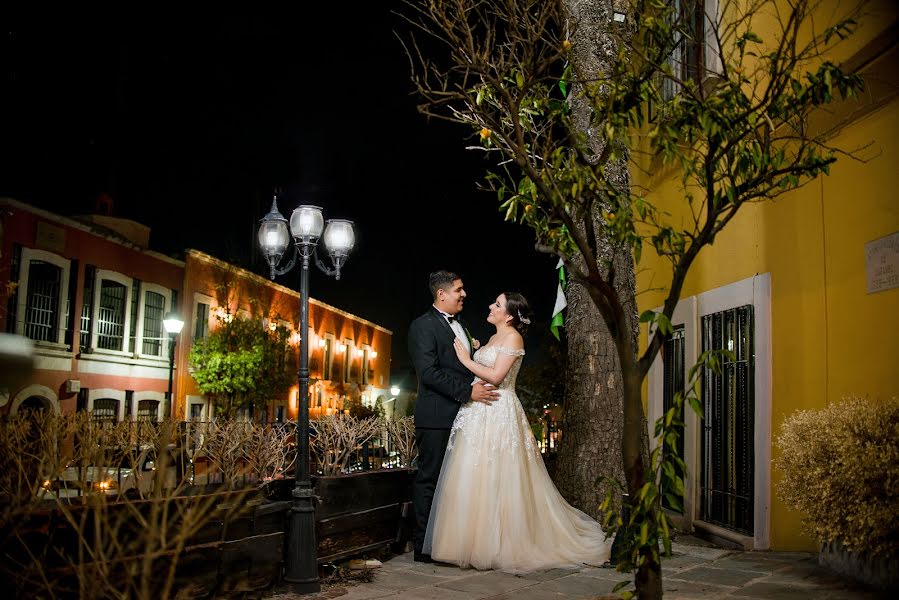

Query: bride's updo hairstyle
left=503, top=292, right=533, bottom=336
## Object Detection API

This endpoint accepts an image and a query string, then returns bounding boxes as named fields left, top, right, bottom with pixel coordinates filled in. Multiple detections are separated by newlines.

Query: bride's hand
left=472, top=338, right=481, bottom=350
left=453, top=338, right=470, bottom=362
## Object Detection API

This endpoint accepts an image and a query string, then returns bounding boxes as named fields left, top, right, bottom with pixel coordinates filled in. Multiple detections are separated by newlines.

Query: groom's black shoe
left=414, top=552, right=434, bottom=563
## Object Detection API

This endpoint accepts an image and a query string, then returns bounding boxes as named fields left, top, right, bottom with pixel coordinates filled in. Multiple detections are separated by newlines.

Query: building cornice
left=0, top=197, right=185, bottom=267
left=185, top=249, right=393, bottom=335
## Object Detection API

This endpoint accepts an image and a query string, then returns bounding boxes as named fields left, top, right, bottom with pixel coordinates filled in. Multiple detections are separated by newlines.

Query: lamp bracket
left=268, top=243, right=346, bottom=281
left=313, top=247, right=343, bottom=280
left=268, top=245, right=298, bottom=280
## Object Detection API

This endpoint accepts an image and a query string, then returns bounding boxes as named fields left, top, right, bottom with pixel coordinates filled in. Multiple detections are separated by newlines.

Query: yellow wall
left=633, top=2, right=899, bottom=550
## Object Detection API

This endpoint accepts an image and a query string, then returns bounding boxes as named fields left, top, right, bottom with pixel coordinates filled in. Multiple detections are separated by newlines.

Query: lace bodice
left=473, top=345, right=525, bottom=390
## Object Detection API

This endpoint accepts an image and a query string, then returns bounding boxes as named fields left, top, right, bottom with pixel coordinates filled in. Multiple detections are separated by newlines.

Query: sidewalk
left=263, top=536, right=889, bottom=600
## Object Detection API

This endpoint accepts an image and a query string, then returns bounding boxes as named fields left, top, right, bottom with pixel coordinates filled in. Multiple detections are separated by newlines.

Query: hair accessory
left=517, top=310, right=531, bottom=325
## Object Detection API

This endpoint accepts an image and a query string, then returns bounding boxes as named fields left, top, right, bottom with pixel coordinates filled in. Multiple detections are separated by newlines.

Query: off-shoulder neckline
left=480, top=344, right=525, bottom=354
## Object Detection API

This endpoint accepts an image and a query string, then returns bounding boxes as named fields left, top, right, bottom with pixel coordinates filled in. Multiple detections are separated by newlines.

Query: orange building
left=179, top=250, right=393, bottom=422
left=0, top=198, right=393, bottom=422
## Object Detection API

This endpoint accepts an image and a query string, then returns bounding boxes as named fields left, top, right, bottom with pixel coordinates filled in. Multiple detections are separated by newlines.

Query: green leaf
left=664, top=493, right=684, bottom=512
left=687, top=395, right=703, bottom=417
left=504, top=200, right=518, bottom=221
left=656, top=313, right=673, bottom=336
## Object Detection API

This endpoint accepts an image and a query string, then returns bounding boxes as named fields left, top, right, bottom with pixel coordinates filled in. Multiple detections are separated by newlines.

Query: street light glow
left=163, top=312, right=184, bottom=334
left=289, top=205, right=325, bottom=241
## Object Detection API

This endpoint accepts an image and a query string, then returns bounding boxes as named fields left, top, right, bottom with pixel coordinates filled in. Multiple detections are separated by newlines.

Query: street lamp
left=258, top=195, right=355, bottom=594
left=162, top=312, right=185, bottom=418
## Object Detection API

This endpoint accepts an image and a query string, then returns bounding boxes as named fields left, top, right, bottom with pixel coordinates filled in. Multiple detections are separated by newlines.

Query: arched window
left=19, top=396, right=50, bottom=412
left=92, top=398, right=119, bottom=423
left=137, top=400, right=160, bottom=421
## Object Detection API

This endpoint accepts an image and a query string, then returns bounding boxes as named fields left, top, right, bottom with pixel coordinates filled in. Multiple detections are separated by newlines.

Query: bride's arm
left=452, top=338, right=522, bottom=386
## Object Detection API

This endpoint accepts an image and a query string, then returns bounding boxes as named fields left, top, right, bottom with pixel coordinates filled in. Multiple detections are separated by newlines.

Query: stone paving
left=260, top=537, right=891, bottom=600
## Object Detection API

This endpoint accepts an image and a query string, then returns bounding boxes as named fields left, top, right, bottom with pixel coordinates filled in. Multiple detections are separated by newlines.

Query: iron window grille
left=141, top=291, right=166, bottom=356
left=23, top=260, right=61, bottom=343
left=137, top=399, right=160, bottom=421
left=80, top=265, right=96, bottom=349
left=97, top=280, right=127, bottom=350
left=92, top=398, right=119, bottom=423
left=194, top=302, right=210, bottom=340
left=700, top=304, right=754, bottom=535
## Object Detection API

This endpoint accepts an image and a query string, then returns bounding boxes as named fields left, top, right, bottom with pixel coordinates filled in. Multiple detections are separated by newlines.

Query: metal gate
left=700, top=305, right=754, bottom=535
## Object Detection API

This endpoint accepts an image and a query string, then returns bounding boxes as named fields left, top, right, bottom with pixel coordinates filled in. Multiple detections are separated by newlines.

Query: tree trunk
left=555, top=0, right=639, bottom=519
left=557, top=2, right=662, bottom=598
left=556, top=271, right=628, bottom=516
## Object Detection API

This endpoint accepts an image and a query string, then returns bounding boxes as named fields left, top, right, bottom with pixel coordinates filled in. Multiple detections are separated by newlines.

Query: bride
left=422, top=292, right=612, bottom=572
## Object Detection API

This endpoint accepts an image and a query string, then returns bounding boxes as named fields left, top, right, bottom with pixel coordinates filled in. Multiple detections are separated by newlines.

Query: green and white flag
left=550, top=258, right=567, bottom=341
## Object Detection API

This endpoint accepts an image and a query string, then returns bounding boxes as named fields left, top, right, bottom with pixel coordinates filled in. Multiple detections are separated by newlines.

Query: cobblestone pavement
left=257, top=537, right=890, bottom=600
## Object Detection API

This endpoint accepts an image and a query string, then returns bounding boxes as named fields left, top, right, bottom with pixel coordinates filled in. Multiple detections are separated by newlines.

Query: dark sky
left=2, top=6, right=559, bottom=376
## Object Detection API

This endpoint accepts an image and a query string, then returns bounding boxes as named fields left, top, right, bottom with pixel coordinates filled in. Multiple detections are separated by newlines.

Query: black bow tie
left=445, top=315, right=457, bottom=324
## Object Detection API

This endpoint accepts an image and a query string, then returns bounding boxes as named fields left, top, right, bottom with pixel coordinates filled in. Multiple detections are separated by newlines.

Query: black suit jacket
left=408, top=308, right=474, bottom=429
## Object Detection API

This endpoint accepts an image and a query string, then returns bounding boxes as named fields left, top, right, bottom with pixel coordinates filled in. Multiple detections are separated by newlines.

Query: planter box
left=313, top=467, right=415, bottom=563
left=2, top=469, right=415, bottom=597
left=819, top=539, right=899, bottom=593
left=261, top=467, right=416, bottom=563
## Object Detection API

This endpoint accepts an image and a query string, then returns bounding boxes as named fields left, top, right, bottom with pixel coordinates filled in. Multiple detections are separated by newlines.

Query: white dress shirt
left=435, top=306, right=471, bottom=354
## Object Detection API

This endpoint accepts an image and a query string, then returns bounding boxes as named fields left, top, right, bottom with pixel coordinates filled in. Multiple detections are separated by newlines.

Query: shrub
left=774, top=396, right=899, bottom=557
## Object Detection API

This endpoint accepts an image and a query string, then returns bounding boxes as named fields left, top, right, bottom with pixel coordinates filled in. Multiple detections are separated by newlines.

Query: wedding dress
left=422, top=345, right=612, bottom=573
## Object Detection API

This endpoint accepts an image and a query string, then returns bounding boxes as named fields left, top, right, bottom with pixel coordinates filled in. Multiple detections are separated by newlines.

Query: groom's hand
left=471, top=382, right=499, bottom=404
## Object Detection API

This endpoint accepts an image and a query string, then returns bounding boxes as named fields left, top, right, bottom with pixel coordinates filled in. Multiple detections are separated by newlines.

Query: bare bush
left=244, top=423, right=296, bottom=483
left=201, top=419, right=255, bottom=487
left=386, top=416, right=417, bottom=468
left=311, top=415, right=383, bottom=476
left=775, top=396, right=899, bottom=558
left=0, top=413, right=278, bottom=599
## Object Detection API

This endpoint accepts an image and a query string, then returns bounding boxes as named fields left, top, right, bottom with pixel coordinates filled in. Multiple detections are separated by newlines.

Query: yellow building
left=635, top=1, right=899, bottom=551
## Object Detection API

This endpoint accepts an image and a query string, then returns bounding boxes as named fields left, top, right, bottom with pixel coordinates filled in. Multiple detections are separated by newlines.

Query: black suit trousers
left=413, top=427, right=452, bottom=555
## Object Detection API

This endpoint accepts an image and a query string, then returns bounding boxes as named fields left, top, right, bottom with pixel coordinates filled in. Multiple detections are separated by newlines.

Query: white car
left=42, top=445, right=180, bottom=499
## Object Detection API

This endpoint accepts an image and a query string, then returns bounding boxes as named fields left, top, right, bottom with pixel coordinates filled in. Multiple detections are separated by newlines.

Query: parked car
left=41, top=445, right=181, bottom=499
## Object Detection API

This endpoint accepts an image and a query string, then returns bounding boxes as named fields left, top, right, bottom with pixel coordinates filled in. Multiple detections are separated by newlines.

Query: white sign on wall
left=865, top=231, right=899, bottom=294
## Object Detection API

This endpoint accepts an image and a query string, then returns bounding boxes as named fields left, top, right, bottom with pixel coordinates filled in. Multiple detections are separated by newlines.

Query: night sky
left=2, top=6, right=559, bottom=377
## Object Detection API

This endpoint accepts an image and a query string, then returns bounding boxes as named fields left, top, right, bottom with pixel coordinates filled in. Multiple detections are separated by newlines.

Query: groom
left=408, top=270, right=498, bottom=563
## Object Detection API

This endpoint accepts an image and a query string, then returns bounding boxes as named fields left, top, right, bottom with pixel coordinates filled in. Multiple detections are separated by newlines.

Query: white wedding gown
left=423, top=345, right=612, bottom=573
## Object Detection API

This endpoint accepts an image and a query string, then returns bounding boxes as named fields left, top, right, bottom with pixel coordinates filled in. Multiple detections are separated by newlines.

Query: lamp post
left=163, top=312, right=185, bottom=418
left=258, top=195, right=355, bottom=594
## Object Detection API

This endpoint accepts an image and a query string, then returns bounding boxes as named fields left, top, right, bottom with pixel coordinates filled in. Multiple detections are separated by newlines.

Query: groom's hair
left=429, top=270, right=460, bottom=300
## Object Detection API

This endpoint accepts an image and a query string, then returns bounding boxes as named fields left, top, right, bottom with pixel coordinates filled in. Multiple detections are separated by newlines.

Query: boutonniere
left=464, top=327, right=481, bottom=351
